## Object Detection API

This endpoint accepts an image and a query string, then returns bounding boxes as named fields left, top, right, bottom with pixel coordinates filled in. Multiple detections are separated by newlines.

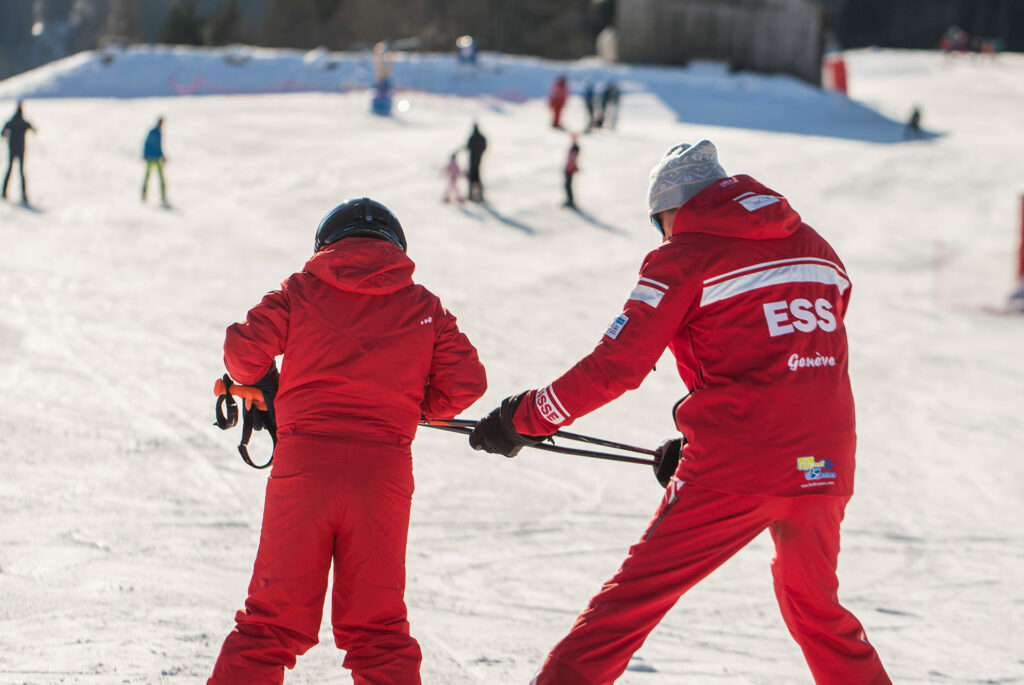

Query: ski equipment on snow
left=213, top=374, right=277, bottom=469
left=314, top=197, right=407, bottom=253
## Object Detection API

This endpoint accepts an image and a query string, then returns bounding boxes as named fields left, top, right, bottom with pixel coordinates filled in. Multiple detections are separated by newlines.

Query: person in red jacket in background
left=208, top=198, right=487, bottom=685
left=469, top=141, right=891, bottom=685
left=549, top=74, right=569, bottom=129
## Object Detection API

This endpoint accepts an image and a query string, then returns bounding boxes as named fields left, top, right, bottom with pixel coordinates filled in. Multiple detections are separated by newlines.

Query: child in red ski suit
left=470, top=142, right=891, bottom=685
left=549, top=75, right=568, bottom=129
left=208, top=198, right=487, bottom=685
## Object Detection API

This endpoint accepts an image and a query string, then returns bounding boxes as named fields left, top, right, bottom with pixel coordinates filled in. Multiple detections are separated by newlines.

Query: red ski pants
left=551, top=103, right=565, bottom=128
left=534, top=483, right=891, bottom=685
left=208, top=439, right=422, bottom=685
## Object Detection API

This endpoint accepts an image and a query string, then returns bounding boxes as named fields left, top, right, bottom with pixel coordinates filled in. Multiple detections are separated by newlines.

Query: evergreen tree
left=159, top=0, right=203, bottom=46
left=206, top=0, right=241, bottom=46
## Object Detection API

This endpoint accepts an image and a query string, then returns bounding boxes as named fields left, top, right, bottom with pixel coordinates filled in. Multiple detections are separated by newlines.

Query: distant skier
left=940, top=25, right=970, bottom=55
left=141, top=117, right=167, bottom=204
left=581, top=80, right=597, bottom=133
left=563, top=135, right=580, bottom=209
left=465, top=124, right=487, bottom=203
left=208, top=198, right=487, bottom=684
left=2, top=100, right=35, bottom=204
left=600, top=80, right=620, bottom=130
left=455, top=34, right=477, bottom=65
left=371, top=41, right=394, bottom=116
left=469, top=140, right=892, bottom=685
left=904, top=106, right=922, bottom=140
left=441, top=152, right=463, bottom=204
left=548, top=75, right=568, bottom=129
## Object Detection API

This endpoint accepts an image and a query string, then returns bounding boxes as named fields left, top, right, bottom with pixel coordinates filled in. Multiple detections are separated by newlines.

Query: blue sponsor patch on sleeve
left=605, top=314, right=629, bottom=339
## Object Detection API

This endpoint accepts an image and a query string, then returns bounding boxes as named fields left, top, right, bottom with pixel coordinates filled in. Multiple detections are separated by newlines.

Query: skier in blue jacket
left=142, top=117, right=167, bottom=204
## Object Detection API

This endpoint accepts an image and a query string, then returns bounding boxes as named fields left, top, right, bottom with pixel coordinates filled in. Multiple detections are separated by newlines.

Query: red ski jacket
left=224, top=238, right=487, bottom=447
left=549, top=80, right=568, bottom=108
left=565, top=145, right=579, bottom=175
left=514, top=175, right=856, bottom=497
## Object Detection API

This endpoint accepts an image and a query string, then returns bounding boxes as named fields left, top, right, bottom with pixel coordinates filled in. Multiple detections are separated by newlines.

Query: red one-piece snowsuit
left=549, top=76, right=569, bottom=128
left=208, top=237, right=487, bottom=685
left=513, top=176, right=891, bottom=684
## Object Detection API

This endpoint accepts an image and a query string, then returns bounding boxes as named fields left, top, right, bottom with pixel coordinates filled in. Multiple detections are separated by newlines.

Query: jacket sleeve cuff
left=512, top=389, right=560, bottom=436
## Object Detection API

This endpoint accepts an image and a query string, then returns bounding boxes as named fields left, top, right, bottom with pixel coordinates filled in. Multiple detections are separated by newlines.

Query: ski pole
left=526, top=441, right=656, bottom=466
left=419, top=419, right=657, bottom=466
left=422, top=418, right=657, bottom=456
left=214, top=377, right=267, bottom=411
left=213, top=375, right=275, bottom=469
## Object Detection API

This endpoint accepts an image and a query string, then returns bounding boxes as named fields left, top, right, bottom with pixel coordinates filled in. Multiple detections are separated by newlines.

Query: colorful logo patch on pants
left=796, top=456, right=836, bottom=485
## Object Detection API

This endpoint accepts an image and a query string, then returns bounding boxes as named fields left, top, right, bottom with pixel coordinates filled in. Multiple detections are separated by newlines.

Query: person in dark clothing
left=563, top=135, right=580, bottom=209
left=2, top=101, right=35, bottom=204
left=600, top=81, right=621, bottom=130
left=904, top=106, right=922, bottom=140
left=582, top=80, right=597, bottom=134
left=466, top=124, right=487, bottom=203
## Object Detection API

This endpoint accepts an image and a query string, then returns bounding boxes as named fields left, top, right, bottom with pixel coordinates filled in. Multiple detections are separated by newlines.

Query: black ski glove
left=469, top=392, right=547, bottom=457
left=653, top=437, right=682, bottom=488
left=251, top=363, right=279, bottom=430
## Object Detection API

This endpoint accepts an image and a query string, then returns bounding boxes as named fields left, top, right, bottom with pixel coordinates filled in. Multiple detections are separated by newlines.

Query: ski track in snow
left=1, top=47, right=1024, bottom=684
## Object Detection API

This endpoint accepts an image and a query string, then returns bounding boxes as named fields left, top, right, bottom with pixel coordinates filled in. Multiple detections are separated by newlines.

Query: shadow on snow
left=644, top=76, right=940, bottom=145
left=459, top=202, right=538, bottom=234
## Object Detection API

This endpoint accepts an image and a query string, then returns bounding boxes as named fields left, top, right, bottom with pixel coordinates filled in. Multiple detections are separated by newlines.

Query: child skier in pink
left=442, top=152, right=463, bottom=203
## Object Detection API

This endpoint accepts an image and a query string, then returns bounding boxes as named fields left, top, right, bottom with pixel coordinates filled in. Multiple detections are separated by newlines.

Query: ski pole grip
left=213, top=377, right=267, bottom=411
left=214, top=374, right=238, bottom=429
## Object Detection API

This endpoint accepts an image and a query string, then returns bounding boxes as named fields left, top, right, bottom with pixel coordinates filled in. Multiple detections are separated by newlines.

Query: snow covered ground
left=0, top=46, right=1022, bottom=684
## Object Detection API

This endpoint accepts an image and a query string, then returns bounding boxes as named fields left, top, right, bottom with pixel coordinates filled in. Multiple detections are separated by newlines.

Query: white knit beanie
left=647, top=140, right=728, bottom=216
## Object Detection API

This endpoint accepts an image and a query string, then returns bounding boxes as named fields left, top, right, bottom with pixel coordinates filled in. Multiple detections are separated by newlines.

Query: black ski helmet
left=313, top=198, right=407, bottom=253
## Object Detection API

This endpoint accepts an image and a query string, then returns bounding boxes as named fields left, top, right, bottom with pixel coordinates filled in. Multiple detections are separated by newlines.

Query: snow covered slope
left=0, top=47, right=1021, bottom=684
left=0, top=43, right=909, bottom=141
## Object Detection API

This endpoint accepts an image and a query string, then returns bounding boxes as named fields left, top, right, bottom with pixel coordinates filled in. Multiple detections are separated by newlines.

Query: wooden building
left=615, top=0, right=825, bottom=85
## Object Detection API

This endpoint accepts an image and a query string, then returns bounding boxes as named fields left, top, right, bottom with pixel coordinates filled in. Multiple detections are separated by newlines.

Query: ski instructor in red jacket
left=208, top=198, right=487, bottom=685
left=469, top=141, right=891, bottom=685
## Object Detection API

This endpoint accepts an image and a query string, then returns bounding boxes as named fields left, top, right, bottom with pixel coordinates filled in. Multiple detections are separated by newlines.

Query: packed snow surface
left=1, top=45, right=1022, bottom=684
